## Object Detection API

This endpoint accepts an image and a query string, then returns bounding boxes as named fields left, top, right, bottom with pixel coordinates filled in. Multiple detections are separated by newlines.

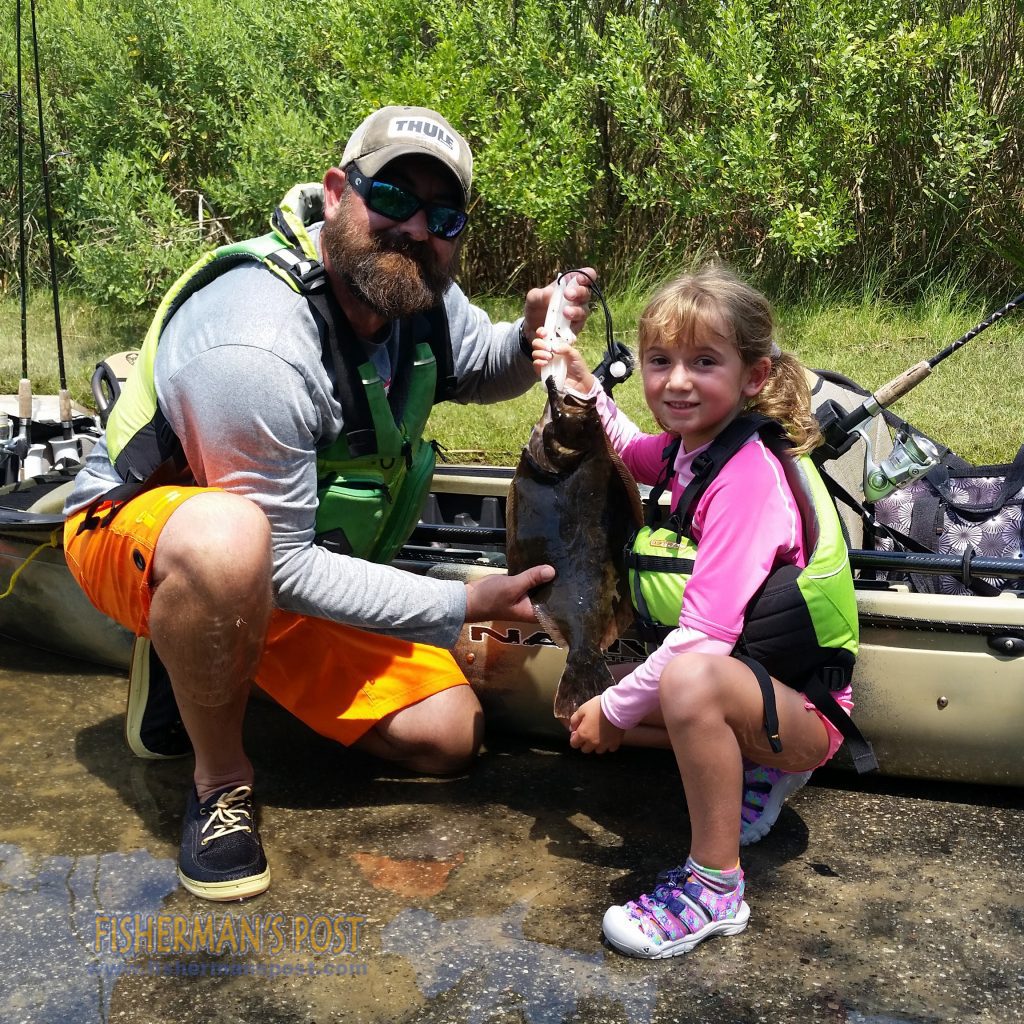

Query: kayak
left=2, top=374, right=1022, bottom=787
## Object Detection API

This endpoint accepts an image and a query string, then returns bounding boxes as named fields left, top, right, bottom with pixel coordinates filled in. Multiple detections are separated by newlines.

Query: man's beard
left=321, top=193, right=458, bottom=320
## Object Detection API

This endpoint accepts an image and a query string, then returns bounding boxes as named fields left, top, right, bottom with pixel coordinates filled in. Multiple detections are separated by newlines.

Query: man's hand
left=521, top=268, right=597, bottom=344
left=568, top=695, right=624, bottom=754
left=464, top=565, right=555, bottom=624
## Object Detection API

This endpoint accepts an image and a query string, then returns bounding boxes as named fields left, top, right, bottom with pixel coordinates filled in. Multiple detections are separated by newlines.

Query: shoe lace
left=626, top=867, right=695, bottom=941
left=652, top=866, right=690, bottom=897
left=200, top=785, right=255, bottom=844
left=630, top=866, right=691, bottom=914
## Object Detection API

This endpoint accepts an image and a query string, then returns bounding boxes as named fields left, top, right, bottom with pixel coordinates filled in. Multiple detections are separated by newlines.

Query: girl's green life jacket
left=626, top=415, right=858, bottom=664
left=624, top=415, right=876, bottom=772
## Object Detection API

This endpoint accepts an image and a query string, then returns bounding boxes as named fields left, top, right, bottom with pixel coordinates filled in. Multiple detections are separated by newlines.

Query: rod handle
left=17, top=379, right=33, bottom=423
left=872, top=360, right=931, bottom=409
left=59, top=388, right=74, bottom=436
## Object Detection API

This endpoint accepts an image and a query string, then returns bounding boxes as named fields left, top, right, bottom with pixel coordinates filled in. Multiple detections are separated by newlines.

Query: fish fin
left=605, top=445, right=645, bottom=529
left=553, top=649, right=614, bottom=719
left=505, top=464, right=519, bottom=559
left=598, top=592, right=636, bottom=651
left=533, top=605, right=568, bottom=648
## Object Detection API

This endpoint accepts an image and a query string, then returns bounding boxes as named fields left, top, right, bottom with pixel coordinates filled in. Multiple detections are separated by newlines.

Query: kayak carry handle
left=91, top=360, right=122, bottom=427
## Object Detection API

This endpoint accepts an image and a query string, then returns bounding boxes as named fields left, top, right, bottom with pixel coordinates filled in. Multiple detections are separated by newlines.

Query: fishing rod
left=28, top=0, right=70, bottom=437
left=5, top=0, right=82, bottom=479
left=10, top=0, right=32, bottom=481
left=817, top=291, right=1024, bottom=472
left=814, top=290, right=1024, bottom=504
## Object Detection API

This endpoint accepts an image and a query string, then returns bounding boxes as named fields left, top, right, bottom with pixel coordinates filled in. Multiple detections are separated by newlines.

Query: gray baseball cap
left=341, top=105, right=473, bottom=207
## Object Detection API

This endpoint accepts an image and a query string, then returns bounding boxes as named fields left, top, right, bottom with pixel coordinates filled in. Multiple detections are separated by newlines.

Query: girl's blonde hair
left=637, top=263, right=821, bottom=455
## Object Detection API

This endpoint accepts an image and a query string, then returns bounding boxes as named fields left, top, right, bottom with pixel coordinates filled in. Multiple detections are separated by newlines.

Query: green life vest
left=101, top=183, right=454, bottom=563
left=312, top=336, right=440, bottom=563
left=625, top=415, right=875, bottom=772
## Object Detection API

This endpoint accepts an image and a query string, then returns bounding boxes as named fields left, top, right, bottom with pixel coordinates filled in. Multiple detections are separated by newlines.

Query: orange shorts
left=64, top=486, right=468, bottom=745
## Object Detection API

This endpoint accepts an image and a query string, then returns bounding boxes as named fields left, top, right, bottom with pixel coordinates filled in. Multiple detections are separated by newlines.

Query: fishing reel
left=854, top=423, right=941, bottom=503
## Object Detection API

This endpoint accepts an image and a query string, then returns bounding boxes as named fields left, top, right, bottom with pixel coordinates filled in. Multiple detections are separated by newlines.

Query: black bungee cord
left=554, top=268, right=635, bottom=394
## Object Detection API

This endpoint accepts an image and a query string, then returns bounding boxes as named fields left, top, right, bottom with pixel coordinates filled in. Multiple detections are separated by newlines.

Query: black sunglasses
left=346, top=162, right=469, bottom=240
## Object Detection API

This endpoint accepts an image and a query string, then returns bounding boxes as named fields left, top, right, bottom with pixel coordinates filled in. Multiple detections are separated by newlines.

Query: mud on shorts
left=64, top=485, right=469, bottom=745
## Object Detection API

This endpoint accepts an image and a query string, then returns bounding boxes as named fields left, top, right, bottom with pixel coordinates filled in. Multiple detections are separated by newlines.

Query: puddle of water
left=382, top=901, right=657, bottom=1024
left=0, top=845, right=178, bottom=1024
left=1, top=640, right=1022, bottom=1023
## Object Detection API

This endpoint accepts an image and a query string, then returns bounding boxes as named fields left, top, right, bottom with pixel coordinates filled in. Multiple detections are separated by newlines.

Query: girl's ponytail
left=748, top=352, right=821, bottom=456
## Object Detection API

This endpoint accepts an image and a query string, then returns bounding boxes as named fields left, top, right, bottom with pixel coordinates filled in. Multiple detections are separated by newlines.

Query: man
left=63, top=105, right=593, bottom=901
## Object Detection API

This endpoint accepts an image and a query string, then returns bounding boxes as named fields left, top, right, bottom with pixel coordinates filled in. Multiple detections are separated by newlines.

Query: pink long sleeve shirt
left=592, top=388, right=809, bottom=731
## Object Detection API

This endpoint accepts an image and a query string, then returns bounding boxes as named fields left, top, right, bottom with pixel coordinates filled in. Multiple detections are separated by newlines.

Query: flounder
left=506, top=378, right=643, bottom=718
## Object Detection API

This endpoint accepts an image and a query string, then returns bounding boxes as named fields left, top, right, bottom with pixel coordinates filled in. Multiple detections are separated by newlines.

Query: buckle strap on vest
left=801, top=670, right=878, bottom=773
left=264, top=248, right=328, bottom=292
left=736, top=655, right=784, bottom=754
left=645, top=436, right=681, bottom=528
left=624, top=550, right=697, bottom=574
left=670, top=414, right=779, bottom=533
left=737, top=655, right=877, bottom=773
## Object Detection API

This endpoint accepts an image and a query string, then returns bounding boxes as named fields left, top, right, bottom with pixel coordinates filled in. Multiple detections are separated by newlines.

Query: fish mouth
left=522, top=377, right=599, bottom=473
left=545, top=376, right=596, bottom=415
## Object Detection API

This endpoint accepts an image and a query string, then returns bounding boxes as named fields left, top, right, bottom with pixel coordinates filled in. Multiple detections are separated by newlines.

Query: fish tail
left=553, top=649, right=615, bottom=720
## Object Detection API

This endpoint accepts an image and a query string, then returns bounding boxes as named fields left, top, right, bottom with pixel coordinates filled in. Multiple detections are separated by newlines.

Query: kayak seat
left=26, top=477, right=77, bottom=515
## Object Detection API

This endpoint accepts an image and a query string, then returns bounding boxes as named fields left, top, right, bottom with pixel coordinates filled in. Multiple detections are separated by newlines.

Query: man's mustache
left=374, top=232, right=434, bottom=267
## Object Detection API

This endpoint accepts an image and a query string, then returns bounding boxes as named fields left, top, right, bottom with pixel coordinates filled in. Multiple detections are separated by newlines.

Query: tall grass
left=0, top=295, right=147, bottom=410
left=425, top=281, right=1023, bottom=466
left=13, top=286, right=1015, bottom=460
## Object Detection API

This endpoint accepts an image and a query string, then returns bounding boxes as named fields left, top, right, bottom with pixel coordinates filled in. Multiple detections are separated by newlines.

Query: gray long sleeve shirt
left=65, top=226, right=536, bottom=648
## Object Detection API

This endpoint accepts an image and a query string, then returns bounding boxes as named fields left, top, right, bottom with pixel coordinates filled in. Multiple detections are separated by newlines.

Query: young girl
left=533, top=264, right=858, bottom=958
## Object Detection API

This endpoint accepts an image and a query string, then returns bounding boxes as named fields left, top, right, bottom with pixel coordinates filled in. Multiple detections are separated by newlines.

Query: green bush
left=69, top=150, right=203, bottom=307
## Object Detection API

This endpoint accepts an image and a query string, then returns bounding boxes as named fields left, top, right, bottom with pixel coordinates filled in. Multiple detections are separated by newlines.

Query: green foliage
left=69, top=150, right=203, bottom=307
left=2, top=0, right=1022, bottom=309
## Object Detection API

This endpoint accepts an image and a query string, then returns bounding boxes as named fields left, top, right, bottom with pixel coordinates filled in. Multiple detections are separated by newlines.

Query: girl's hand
left=531, top=333, right=597, bottom=396
left=568, top=695, right=624, bottom=754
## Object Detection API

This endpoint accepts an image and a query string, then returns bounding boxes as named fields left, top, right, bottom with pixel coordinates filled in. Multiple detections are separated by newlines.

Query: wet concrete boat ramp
left=0, top=638, right=1021, bottom=1024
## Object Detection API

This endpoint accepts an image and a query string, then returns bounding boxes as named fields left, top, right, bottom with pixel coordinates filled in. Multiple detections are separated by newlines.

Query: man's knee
left=429, top=699, right=484, bottom=773
left=155, top=492, right=272, bottom=595
left=410, top=685, right=483, bottom=774
left=365, top=684, right=483, bottom=775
